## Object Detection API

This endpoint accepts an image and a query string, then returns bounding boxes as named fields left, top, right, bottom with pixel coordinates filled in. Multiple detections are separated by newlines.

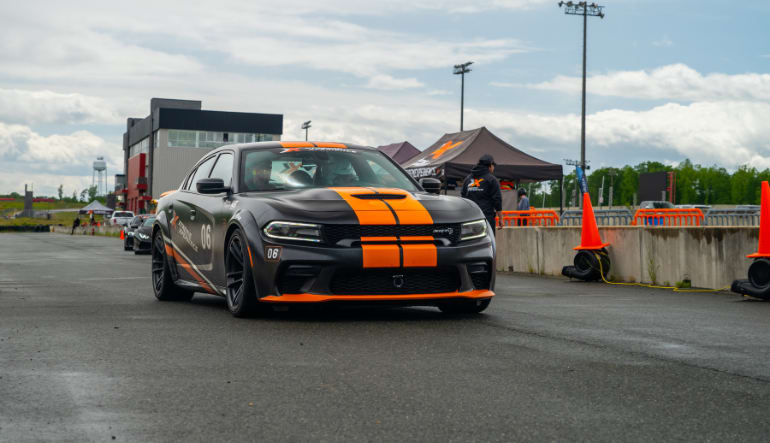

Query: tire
left=124, top=238, right=132, bottom=251
left=152, top=230, right=194, bottom=302
left=225, top=229, right=259, bottom=317
left=438, top=298, right=491, bottom=315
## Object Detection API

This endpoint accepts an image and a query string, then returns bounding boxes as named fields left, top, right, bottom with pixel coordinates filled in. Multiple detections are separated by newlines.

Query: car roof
left=205, top=141, right=378, bottom=157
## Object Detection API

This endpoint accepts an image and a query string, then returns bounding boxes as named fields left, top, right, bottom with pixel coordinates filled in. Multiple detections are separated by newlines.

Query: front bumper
left=251, top=235, right=495, bottom=304
left=133, top=236, right=151, bottom=252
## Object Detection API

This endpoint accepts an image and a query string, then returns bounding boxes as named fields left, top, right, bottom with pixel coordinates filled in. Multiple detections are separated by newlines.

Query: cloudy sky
left=2, top=0, right=769, bottom=196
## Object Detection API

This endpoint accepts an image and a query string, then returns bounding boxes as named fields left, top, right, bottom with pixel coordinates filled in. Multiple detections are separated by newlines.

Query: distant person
left=88, top=211, right=95, bottom=226
left=71, top=216, right=80, bottom=235
left=461, top=154, right=502, bottom=229
left=517, top=188, right=530, bottom=226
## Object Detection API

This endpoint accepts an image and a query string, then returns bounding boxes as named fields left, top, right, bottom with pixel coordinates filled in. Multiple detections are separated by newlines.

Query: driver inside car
left=330, top=161, right=358, bottom=186
left=244, top=158, right=272, bottom=191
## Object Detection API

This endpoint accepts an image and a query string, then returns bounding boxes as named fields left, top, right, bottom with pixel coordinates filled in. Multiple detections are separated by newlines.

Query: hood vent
left=353, top=193, right=406, bottom=200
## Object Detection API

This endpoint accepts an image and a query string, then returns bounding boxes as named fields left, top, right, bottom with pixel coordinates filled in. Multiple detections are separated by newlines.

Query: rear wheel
left=225, top=229, right=259, bottom=317
left=152, top=231, right=193, bottom=302
left=438, top=298, right=491, bottom=315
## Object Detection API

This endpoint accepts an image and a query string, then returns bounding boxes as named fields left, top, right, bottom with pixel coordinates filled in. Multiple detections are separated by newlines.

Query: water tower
left=92, top=157, right=107, bottom=196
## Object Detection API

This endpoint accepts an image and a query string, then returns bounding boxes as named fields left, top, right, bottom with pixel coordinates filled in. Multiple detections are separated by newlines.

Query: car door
left=199, top=151, right=234, bottom=289
left=172, top=155, right=217, bottom=282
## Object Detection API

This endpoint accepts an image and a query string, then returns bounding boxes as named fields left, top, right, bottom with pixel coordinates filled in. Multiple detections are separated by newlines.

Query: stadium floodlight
left=453, top=61, right=473, bottom=131
left=301, top=120, right=312, bottom=141
left=558, top=1, right=605, bottom=172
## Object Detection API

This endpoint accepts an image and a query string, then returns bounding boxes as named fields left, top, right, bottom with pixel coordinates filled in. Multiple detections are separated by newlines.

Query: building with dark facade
left=119, top=98, right=283, bottom=212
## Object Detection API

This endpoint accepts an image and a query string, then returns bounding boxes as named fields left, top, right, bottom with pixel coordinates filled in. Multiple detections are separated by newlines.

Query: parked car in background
left=133, top=216, right=156, bottom=254
left=675, top=204, right=711, bottom=212
left=110, top=211, right=135, bottom=226
left=123, top=215, right=150, bottom=251
left=639, top=201, right=674, bottom=209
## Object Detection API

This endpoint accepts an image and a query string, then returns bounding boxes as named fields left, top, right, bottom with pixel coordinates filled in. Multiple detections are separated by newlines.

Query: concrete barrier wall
left=496, top=226, right=759, bottom=289
left=51, top=225, right=123, bottom=236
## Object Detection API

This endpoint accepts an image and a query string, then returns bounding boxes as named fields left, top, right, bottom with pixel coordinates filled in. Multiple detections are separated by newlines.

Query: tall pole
left=301, top=120, right=312, bottom=142
left=558, top=2, right=605, bottom=172
left=453, top=61, right=473, bottom=132
left=581, top=7, right=587, bottom=171
left=460, top=71, right=465, bottom=131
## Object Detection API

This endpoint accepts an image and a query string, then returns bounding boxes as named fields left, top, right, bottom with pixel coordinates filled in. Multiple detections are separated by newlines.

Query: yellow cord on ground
left=593, top=251, right=730, bottom=293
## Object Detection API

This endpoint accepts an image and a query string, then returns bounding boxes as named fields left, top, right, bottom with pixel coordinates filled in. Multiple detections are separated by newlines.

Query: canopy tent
left=78, top=200, right=114, bottom=215
left=403, top=126, right=562, bottom=182
left=377, top=141, right=420, bottom=164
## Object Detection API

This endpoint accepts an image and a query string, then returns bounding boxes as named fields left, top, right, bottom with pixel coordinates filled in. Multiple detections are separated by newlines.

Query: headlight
left=137, top=233, right=149, bottom=240
left=460, top=219, right=487, bottom=241
left=263, top=221, right=322, bottom=243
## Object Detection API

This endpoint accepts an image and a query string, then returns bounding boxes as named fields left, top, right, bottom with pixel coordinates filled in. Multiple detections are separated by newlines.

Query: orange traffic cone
left=120, top=229, right=125, bottom=240
left=574, top=192, right=610, bottom=250
left=747, top=181, right=770, bottom=258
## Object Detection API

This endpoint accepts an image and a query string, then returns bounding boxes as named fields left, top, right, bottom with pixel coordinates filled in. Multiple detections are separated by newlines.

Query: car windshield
left=114, top=212, right=132, bottom=217
left=239, top=147, right=418, bottom=192
left=142, top=216, right=156, bottom=227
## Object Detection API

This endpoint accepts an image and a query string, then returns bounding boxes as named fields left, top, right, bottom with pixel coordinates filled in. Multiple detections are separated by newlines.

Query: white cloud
left=529, top=64, right=770, bottom=102
left=0, top=122, right=122, bottom=175
left=0, top=89, right=121, bottom=125
left=365, top=75, right=424, bottom=90
left=464, top=101, right=770, bottom=169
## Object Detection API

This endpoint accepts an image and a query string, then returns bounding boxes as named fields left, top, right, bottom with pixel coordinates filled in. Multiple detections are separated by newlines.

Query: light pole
left=301, top=120, right=312, bottom=141
left=453, top=61, right=473, bottom=131
left=558, top=1, right=605, bottom=172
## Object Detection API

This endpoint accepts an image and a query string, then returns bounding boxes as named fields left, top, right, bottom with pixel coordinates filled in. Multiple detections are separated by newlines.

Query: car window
left=189, top=156, right=217, bottom=192
left=240, top=148, right=417, bottom=192
left=114, top=211, right=132, bottom=218
left=142, top=217, right=156, bottom=227
left=209, top=153, right=234, bottom=186
left=183, top=168, right=197, bottom=191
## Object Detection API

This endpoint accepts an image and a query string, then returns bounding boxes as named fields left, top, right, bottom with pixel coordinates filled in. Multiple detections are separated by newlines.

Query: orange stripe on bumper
left=361, top=244, right=400, bottom=268
left=401, top=243, right=437, bottom=267
left=261, top=290, right=494, bottom=303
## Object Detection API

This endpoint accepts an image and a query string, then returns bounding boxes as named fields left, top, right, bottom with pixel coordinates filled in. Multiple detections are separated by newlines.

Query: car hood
left=239, top=187, right=480, bottom=224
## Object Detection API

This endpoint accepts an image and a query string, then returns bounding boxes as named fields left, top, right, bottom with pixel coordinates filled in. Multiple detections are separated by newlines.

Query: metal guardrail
left=497, top=209, right=560, bottom=227
left=558, top=209, right=633, bottom=226
left=704, top=208, right=760, bottom=226
left=632, top=208, right=705, bottom=226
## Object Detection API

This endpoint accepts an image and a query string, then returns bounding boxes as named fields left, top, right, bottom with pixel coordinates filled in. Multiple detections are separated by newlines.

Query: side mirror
left=419, top=177, right=442, bottom=194
left=196, top=178, right=230, bottom=194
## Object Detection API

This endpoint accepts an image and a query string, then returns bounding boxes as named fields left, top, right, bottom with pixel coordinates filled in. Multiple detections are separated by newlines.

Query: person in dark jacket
left=517, top=187, right=530, bottom=226
left=71, top=216, right=80, bottom=235
left=461, top=154, right=502, bottom=229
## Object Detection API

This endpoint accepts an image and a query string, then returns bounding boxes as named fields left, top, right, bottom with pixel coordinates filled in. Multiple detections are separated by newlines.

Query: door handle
left=190, top=209, right=197, bottom=219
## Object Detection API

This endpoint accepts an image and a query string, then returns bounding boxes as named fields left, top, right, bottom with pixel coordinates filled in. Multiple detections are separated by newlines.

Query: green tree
left=57, top=184, right=64, bottom=200
left=87, top=185, right=97, bottom=202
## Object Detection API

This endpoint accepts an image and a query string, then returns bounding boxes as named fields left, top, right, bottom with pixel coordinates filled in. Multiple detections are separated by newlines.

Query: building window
left=167, top=130, right=276, bottom=149
left=168, top=129, right=197, bottom=148
left=129, top=137, right=149, bottom=157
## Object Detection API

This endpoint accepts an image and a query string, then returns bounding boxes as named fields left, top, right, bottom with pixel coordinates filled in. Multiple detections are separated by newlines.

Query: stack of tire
left=732, top=259, right=770, bottom=300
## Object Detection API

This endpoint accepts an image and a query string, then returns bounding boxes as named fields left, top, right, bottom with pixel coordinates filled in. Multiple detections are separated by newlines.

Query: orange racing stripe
left=165, top=242, right=215, bottom=294
left=361, top=244, right=400, bottom=268
left=330, top=187, right=396, bottom=225
left=375, top=188, right=434, bottom=225
left=401, top=243, right=437, bottom=267
left=280, top=141, right=315, bottom=148
left=314, top=142, right=347, bottom=148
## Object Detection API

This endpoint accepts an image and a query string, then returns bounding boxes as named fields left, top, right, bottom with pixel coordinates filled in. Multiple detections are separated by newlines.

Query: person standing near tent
left=517, top=188, right=530, bottom=226
left=461, top=154, right=502, bottom=229
left=71, top=216, right=80, bottom=235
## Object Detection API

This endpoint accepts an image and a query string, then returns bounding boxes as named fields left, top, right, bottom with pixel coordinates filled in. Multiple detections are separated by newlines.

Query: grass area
left=0, top=199, right=80, bottom=212
left=0, top=211, right=108, bottom=227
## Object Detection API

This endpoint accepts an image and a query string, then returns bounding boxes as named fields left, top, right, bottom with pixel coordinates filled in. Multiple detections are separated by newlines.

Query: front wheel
left=438, top=298, right=491, bottom=315
left=152, top=231, right=193, bottom=302
left=225, top=229, right=259, bottom=317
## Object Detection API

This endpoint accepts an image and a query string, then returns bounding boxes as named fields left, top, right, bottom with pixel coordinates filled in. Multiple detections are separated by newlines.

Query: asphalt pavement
left=1, top=233, right=769, bottom=442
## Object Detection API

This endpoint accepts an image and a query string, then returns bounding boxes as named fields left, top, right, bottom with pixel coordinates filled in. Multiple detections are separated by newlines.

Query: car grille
left=330, top=267, right=460, bottom=295
left=324, top=224, right=461, bottom=245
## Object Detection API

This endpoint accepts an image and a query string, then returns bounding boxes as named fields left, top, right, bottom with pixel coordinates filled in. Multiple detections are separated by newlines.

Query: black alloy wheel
left=225, top=229, right=258, bottom=317
left=151, top=230, right=193, bottom=302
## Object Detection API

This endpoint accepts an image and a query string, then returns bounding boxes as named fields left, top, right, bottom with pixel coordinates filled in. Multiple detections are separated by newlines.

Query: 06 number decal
left=201, top=224, right=212, bottom=250
left=265, top=246, right=282, bottom=261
